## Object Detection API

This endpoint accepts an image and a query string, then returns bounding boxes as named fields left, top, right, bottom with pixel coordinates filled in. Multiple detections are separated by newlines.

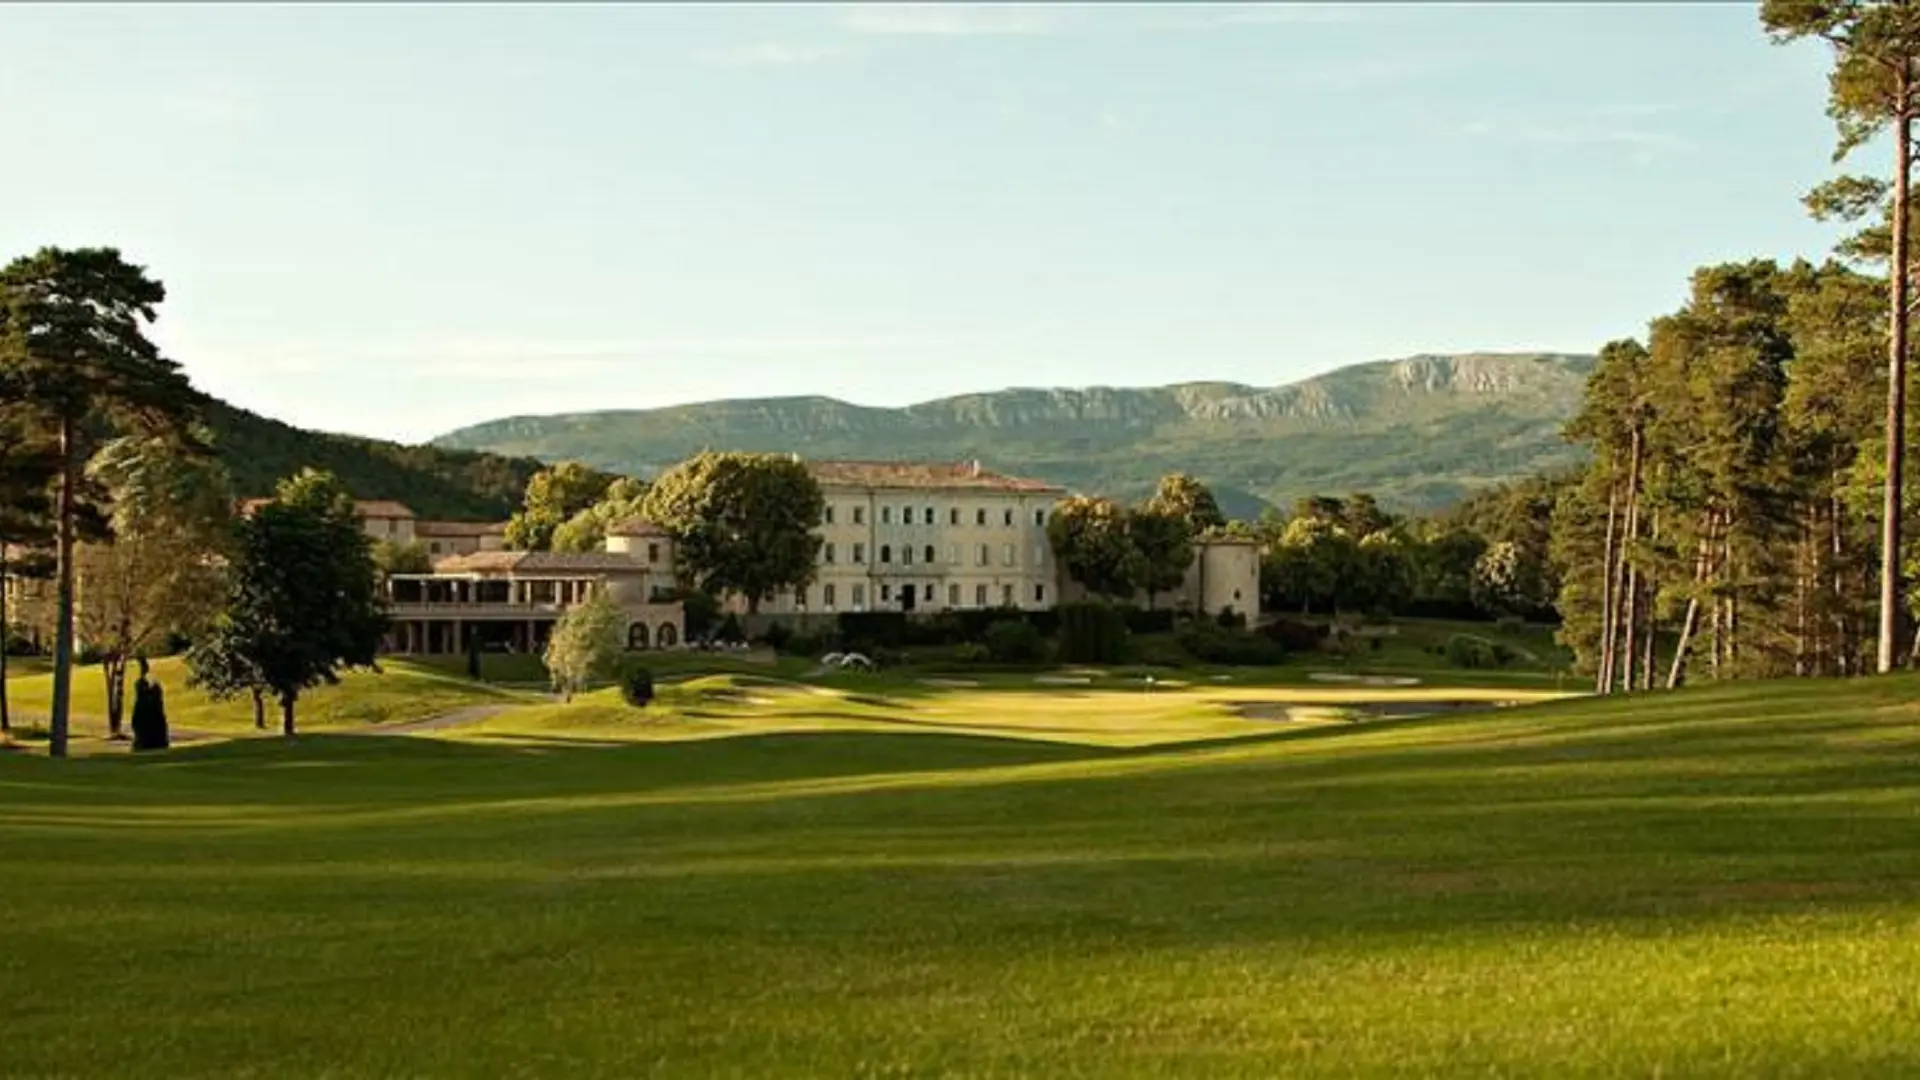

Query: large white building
left=752, top=460, right=1066, bottom=617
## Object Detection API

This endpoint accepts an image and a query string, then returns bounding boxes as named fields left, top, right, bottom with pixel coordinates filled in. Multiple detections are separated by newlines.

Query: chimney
left=970, top=459, right=983, bottom=478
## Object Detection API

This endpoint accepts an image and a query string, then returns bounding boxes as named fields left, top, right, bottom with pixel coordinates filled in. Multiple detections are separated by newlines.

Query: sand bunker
left=1308, top=673, right=1422, bottom=687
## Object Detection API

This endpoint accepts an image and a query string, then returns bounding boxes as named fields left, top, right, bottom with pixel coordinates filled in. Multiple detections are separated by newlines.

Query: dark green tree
left=0, top=247, right=204, bottom=758
left=188, top=469, right=387, bottom=736
left=1127, top=506, right=1193, bottom=609
left=1046, top=495, right=1143, bottom=600
left=1764, top=0, right=1920, bottom=670
left=639, top=452, right=824, bottom=613
left=0, top=418, right=57, bottom=738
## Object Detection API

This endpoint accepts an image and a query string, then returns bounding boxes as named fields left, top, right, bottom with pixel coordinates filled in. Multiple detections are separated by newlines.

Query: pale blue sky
left=0, top=3, right=1850, bottom=443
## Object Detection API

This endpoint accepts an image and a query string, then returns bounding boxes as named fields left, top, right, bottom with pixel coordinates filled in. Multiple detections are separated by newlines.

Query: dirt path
left=353, top=703, right=526, bottom=736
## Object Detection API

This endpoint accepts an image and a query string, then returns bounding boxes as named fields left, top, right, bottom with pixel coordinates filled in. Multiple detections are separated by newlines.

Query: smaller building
left=1055, top=535, right=1263, bottom=622
left=415, top=519, right=509, bottom=558
left=384, top=550, right=685, bottom=656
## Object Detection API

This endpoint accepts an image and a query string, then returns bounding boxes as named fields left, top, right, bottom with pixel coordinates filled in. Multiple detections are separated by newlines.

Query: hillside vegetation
left=433, top=352, right=1594, bottom=514
left=200, top=396, right=544, bottom=519
left=4, top=674, right=1919, bottom=1075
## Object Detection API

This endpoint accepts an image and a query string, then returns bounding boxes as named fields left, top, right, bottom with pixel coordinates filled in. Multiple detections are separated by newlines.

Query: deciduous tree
left=504, top=461, right=617, bottom=551
left=1145, top=474, right=1226, bottom=535
left=1046, top=495, right=1142, bottom=600
left=543, top=590, right=625, bottom=701
left=74, top=434, right=232, bottom=738
left=187, top=469, right=386, bottom=737
left=1126, top=506, right=1193, bottom=609
left=639, top=452, right=823, bottom=613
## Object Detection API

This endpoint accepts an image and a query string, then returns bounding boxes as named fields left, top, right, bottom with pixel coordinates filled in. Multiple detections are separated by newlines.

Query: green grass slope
left=6, top=676, right=1920, bottom=1076
left=431, top=352, right=1594, bottom=513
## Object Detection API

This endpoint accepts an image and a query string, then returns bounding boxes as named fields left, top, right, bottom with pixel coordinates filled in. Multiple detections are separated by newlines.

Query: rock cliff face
left=432, top=352, right=1596, bottom=515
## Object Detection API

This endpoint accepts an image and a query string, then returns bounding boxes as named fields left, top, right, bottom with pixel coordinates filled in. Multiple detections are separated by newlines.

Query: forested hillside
left=199, top=397, right=544, bottom=519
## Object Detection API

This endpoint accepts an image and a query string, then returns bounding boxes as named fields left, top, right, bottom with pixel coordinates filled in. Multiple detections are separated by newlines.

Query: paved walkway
left=351, top=703, right=525, bottom=736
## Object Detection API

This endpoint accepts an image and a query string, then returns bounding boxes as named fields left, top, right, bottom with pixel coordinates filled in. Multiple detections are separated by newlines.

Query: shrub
left=782, top=631, right=827, bottom=657
left=984, top=619, right=1047, bottom=665
left=1260, top=619, right=1329, bottom=651
left=1129, top=635, right=1189, bottom=668
left=1445, top=634, right=1516, bottom=670
left=1494, top=614, right=1527, bottom=635
left=951, top=642, right=991, bottom=664
left=1056, top=602, right=1131, bottom=664
left=1179, top=622, right=1286, bottom=666
left=838, top=611, right=908, bottom=649
left=619, top=663, right=655, bottom=707
left=714, top=613, right=745, bottom=644
left=759, top=622, right=793, bottom=651
left=1122, top=606, right=1176, bottom=635
left=905, top=613, right=966, bottom=647
left=679, top=591, right=721, bottom=640
left=1215, top=607, right=1247, bottom=631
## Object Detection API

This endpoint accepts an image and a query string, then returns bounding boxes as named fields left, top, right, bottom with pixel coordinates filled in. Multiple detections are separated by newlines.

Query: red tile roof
left=431, top=551, right=654, bottom=575
left=415, top=519, right=508, bottom=537
left=806, top=460, right=1063, bottom=494
left=236, top=498, right=417, bottom=519
left=606, top=518, right=670, bottom=538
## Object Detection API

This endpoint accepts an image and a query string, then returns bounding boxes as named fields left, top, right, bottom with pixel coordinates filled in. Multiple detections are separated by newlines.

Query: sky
left=0, top=2, right=1858, bottom=444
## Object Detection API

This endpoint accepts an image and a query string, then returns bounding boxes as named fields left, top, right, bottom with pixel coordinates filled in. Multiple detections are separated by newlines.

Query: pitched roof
left=236, top=498, right=417, bottom=519
left=414, top=519, right=508, bottom=537
left=606, top=518, right=670, bottom=538
left=431, top=550, right=653, bottom=575
left=806, top=460, right=1063, bottom=494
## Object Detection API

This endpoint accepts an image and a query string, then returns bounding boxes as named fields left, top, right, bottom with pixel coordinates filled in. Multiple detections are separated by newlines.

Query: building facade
left=383, top=550, right=685, bottom=656
left=752, top=460, right=1066, bottom=618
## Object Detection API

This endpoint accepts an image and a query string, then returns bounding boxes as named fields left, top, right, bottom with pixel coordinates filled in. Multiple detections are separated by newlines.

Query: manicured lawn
left=3, top=656, right=533, bottom=747
left=6, top=675, right=1920, bottom=1075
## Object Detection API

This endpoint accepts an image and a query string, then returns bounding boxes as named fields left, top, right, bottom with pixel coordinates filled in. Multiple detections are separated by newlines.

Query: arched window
left=627, top=623, right=650, bottom=650
left=658, top=622, right=680, bottom=648
left=880, top=544, right=893, bottom=564
left=924, top=544, right=936, bottom=564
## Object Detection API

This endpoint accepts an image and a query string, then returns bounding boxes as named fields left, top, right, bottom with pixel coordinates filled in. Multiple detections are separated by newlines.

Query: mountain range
left=429, top=352, right=1597, bottom=517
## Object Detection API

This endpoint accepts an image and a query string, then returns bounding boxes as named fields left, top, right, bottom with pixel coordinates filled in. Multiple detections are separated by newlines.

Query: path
left=353, top=703, right=527, bottom=736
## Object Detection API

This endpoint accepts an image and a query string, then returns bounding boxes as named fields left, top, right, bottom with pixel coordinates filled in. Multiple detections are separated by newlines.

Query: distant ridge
left=431, top=352, right=1596, bottom=515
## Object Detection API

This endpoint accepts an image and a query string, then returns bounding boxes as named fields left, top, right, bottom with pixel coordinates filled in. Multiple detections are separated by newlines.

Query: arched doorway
left=658, top=622, right=680, bottom=648
left=627, top=622, right=650, bottom=651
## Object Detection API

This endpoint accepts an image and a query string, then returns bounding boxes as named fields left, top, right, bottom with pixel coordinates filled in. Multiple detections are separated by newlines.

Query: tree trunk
left=1621, top=567, right=1639, bottom=694
left=48, top=416, right=76, bottom=759
left=1618, top=431, right=1643, bottom=693
left=1639, top=589, right=1656, bottom=692
left=1832, top=486, right=1849, bottom=677
left=251, top=688, right=265, bottom=730
left=1667, top=597, right=1701, bottom=690
left=103, top=655, right=128, bottom=740
left=0, top=546, right=10, bottom=736
left=280, top=691, right=297, bottom=738
left=1596, top=458, right=1622, bottom=693
left=1880, top=92, right=1913, bottom=674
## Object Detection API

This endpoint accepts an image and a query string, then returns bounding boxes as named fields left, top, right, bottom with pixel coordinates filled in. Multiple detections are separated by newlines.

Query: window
left=1003, top=509, right=1015, bottom=527
left=924, top=545, right=936, bottom=564
left=852, top=584, right=867, bottom=608
left=949, top=507, right=960, bottom=526
left=921, top=506, right=933, bottom=525
left=1035, top=583, right=1046, bottom=604
left=1034, top=509, right=1046, bottom=526
left=881, top=584, right=892, bottom=603
left=1002, top=584, right=1015, bottom=606
left=946, top=544, right=960, bottom=565
left=880, top=544, right=892, bottom=564
left=854, top=506, right=866, bottom=525
left=975, top=584, right=988, bottom=607
left=903, top=546, right=914, bottom=566
left=793, top=588, right=807, bottom=610
left=948, top=584, right=961, bottom=607
left=429, top=542, right=442, bottom=554
left=1003, top=543, right=1016, bottom=567
left=1034, top=544, right=1046, bottom=565
left=901, top=504, right=913, bottom=524
left=825, top=505, right=836, bottom=525
left=976, top=508, right=987, bottom=526
left=924, top=584, right=935, bottom=602
left=854, top=543, right=866, bottom=564
left=647, top=542, right=660, bottom=563
left=882, top=506, right=893, bottom=525
left=825, top=583, right=837, bottom=609
left=977, top=543, right=990, bottom=566
left=824, top=542, right=836, bottom=564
